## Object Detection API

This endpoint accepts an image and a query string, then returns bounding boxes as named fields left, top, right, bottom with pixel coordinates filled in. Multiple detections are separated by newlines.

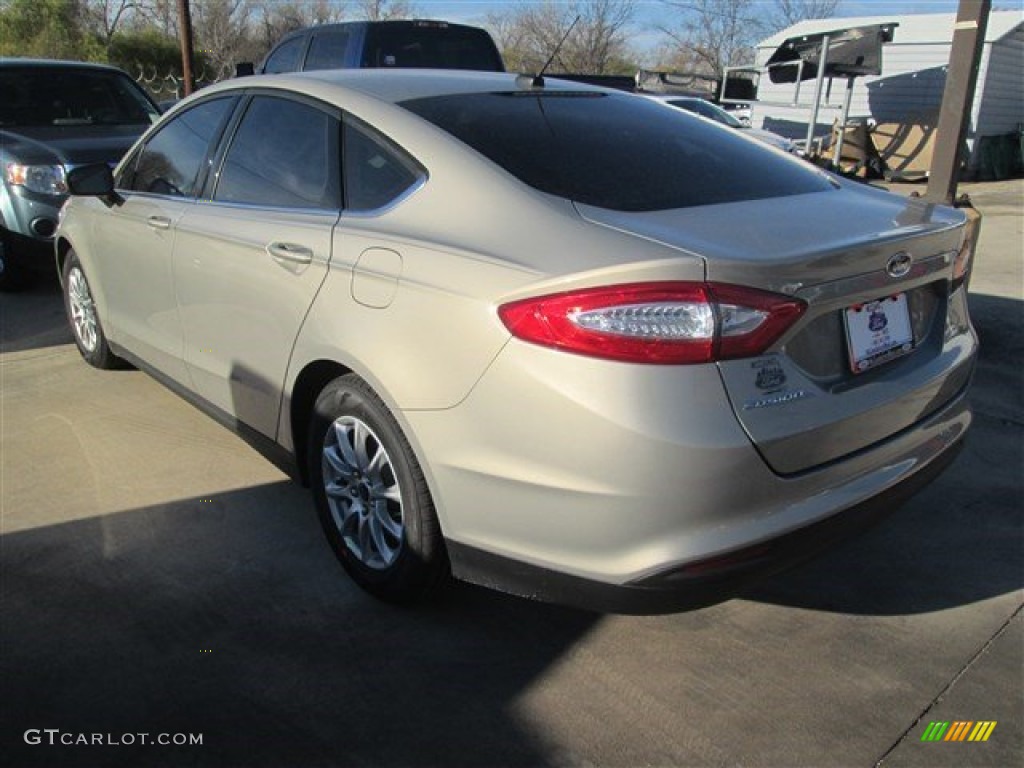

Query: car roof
left=201, top=69, right=609, bottom=106
left=0, top=57, right=128, bottom=74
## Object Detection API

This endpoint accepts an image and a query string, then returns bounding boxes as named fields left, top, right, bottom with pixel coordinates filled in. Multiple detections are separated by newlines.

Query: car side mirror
left=235, top=61, right=255, bottom=77
left=67, top=163, right=122, bottom=207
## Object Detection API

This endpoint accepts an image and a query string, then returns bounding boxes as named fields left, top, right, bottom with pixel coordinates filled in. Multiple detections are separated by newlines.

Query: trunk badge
left=886, top=252, right=913, bottom=278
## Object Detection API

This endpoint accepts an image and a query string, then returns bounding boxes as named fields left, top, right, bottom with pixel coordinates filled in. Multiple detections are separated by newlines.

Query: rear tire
left=308, top=374, right=448, bottom=603
left=62, top=249, right=124, bottom=369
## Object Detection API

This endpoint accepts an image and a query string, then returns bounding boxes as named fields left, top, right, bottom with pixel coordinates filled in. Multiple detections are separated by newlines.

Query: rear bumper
left=448, top=436, right=963, bottom=614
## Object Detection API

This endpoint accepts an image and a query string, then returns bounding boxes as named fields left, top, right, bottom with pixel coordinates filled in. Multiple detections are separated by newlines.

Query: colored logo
left=868, top=309, right=888, bottom=332
left=921, top=721, right=997, bottom=742
left=753, top=360, right=787, bottom=390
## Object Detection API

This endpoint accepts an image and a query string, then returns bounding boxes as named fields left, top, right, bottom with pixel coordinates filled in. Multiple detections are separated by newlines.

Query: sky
left=405, top=0, right=975, bottom=58
left=408, top=0, right=969, bottom=27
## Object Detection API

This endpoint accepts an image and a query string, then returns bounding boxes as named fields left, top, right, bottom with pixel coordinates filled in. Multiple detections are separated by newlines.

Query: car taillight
left=498, top=282, right=806, bottom=364
left=951, top=232, right=973, bottom=292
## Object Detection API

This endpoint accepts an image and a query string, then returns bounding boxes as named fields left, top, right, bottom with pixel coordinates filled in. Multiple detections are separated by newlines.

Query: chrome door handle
left=267, top=242, right=313, bottom=265
left=147, top=215, right=171, bottom=230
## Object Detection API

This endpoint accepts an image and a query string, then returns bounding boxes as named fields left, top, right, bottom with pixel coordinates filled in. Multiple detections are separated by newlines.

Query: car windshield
left=401, top=91, right=833, bottom=212
left=667, top=98, right=743, bottom=128
left=0, top=68, right=159, bottom=128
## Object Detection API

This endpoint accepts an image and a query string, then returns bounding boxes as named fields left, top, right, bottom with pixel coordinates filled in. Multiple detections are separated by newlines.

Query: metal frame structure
left=720, top=24, right=899, bottom=163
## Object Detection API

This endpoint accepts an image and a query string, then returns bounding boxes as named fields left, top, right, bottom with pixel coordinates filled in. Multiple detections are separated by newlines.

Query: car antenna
left=516, top=15, right=580, bottom=89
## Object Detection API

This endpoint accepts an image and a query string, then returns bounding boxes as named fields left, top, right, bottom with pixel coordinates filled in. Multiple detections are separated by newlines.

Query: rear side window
left=305, top=29, right=352, bottom=71
left=214, top=96, right=339, bottom=210
left=263, top=36, right=305, bottom=74
left=361, top=24, right=503, bottom=71
left=128, top=97, right=234, bottom=197
left=342, top=116, right=423, bottom=212
left=401, top=91, right=833, bottom=212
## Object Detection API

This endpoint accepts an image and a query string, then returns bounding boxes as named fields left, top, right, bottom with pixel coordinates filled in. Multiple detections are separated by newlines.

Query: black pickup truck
left=244, top=19, right=504, bottom=76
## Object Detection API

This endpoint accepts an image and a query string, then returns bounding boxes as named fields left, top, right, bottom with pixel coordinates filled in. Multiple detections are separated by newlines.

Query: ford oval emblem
left=886, top=252, right=913, bottom=278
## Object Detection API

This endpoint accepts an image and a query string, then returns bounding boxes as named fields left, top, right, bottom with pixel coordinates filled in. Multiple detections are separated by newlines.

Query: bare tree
left=770, top=0, right=841, bottom=31
left=191, top=0, right=254, bottom=78
left=487, top=0, right=638, bottom=75
left=355, top=0, right=414, bottom=21
left=83, top=0, right=141, bottom=44
left=137, top=0, right=179, bottom=37
left=252, top=0, right=346, bottom=54
left=657, top=0, right=759, bottom=78
left=656, top=0, right=842, bottom=77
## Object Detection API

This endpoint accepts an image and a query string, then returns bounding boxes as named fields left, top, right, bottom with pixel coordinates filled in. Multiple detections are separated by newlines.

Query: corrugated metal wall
left=974, top=25, right=1024, bottom=137
left=750, top=16, right=1023, bottom=170
left=750, top=42, right=961, bottom=143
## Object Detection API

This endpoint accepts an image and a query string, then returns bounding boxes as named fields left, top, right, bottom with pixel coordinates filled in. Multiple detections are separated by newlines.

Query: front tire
left=309, top=374, right=448, bottom=603
left=62, top=249, right=124, bottom=369
left=0, top=228, right=27, bottom=292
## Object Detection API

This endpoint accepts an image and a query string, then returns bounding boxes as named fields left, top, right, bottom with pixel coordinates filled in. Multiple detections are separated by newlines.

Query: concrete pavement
left=1, top=180, right=1021, bottom=767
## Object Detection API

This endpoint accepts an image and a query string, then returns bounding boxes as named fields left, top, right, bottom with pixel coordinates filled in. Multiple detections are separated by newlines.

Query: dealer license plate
left=844, top=293, right=914, bottom=373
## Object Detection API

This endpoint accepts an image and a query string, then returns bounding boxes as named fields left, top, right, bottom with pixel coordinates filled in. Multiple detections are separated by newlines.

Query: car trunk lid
left=576, top=184, right=973, bottom=475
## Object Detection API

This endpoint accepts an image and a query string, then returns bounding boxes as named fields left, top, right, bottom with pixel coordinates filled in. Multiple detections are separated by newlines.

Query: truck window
left=361, top=24, right=503, bottom=71
left=305, top=29, right=353, bottom=71
left=264, top=36, right=305, bottom=74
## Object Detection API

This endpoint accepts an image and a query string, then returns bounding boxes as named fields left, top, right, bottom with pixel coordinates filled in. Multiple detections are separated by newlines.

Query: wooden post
left=177, top=0, right=196, bottom=97
left=926, top=0, right=991, bottom=205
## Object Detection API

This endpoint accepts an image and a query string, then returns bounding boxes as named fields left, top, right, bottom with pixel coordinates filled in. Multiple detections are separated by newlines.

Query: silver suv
left=0, top=59, right=160, bottom=290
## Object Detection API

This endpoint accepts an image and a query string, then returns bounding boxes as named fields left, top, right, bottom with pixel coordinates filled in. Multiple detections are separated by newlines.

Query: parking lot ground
left=1, top=180, right=1021, bottom=767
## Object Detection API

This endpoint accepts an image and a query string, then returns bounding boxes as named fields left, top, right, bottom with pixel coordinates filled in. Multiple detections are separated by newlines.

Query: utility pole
left=926, top=0, right=991, bottom=205
left=177, top=0, right=196, bottom=97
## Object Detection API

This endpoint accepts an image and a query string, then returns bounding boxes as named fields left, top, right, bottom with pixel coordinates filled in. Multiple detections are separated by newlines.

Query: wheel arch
left=55, top=236, right=73, bottom=282
left=287, top=358, right=443, bottom=530
left=289, top=359, right=353, bottom=486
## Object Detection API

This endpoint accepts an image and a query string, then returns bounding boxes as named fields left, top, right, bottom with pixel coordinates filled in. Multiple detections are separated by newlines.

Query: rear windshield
left=361, top=24, right=504, bottom=71
left=0, top=68, right=158, bottom=128
left=401, top=91, right=834, bottom=212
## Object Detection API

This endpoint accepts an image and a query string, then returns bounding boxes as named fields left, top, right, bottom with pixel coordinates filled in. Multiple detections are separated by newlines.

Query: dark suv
left=253, top=19, right=504, bottom=75
left=0, top=59, right=160, bottom=290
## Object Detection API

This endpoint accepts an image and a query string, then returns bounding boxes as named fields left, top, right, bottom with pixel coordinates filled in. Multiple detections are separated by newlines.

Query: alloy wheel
left=67, top=266, right=99, bottom=353
left=321, top=415, right=404, bottom=570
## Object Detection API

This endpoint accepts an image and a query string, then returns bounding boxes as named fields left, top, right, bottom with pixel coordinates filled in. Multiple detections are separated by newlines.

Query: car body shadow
left=0, top=482, right=598, bottom=768
left=0, top=268, right=71, bottom=355
left=747, top=291, right=1022, bottom=615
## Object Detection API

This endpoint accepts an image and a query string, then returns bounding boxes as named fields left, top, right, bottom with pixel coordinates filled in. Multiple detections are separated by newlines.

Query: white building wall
left=974, top=25, right=1024, bottom=137
left=749, top=12, right=1023, bottom=169
left=750, top=41, right=961, bottom=141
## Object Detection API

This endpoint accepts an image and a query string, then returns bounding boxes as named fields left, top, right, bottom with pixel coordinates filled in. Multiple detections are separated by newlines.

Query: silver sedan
left=55, top=70, right=976, bottom=612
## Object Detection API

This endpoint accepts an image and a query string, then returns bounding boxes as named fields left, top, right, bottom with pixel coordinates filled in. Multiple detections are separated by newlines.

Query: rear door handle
left=147, top=215, right=172, bottom=230
left=267, top=242, right=313, bottom=265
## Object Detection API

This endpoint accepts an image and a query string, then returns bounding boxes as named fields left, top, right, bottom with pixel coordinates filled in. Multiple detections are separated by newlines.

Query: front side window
left=214, top=96, right=338, bottom=210
left=128, top=97, right=234, bottom=197
left=305, top=30, right=353, bottom=71
left=402, top=91, right=833, bottom=212
left=343, top=116, right=423, bottom=212
left=263, top=36, right=305, bottom=74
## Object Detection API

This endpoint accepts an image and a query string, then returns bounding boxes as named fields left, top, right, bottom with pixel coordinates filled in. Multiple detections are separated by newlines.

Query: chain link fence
left=133, top=65, right=232, bottom=101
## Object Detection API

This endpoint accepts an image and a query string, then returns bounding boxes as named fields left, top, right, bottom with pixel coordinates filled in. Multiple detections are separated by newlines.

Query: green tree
left=108, top=27, right=211, bottom=76
left=0, top=0, right=105, bottom=60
